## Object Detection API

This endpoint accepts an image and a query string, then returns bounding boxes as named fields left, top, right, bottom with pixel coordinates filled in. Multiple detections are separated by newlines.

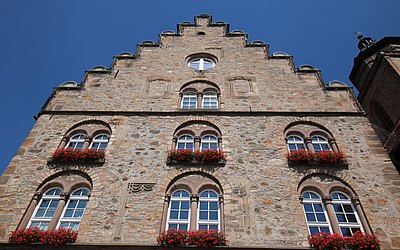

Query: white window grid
left=202, top=92, right=218, bottom=109
left=166, top=190, right=191, bottom=231
left=28, top=188, right=62, bottom=230
left=177, top=134, right=194, bottom=151
left=311, top=135, right=332, bottom=152
left=201, top=135, right=219, bottom=150
left=57, top=188, right=89, bottom=231
left=181, top=92, right=197, bottom=109
left=302, top=191, right=332, bottom=235
left=65, top=134, right=86, bottom=150
left=331, top=192, right=363, bottom=236
left=89, top=134, right=109, bottom=151
left=197, top=190, right=220, bottom=231
left=287, top=135, right=306, bottom=152
left=188, top=58, right=215, bottom=71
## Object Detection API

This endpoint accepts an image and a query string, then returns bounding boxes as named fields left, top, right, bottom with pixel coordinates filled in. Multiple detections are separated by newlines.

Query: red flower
left=51, top=148, right=105, bottom=163
left=9, top=227, right=78, bottom=245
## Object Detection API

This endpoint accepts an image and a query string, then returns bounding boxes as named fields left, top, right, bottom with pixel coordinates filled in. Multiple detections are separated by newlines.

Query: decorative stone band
left=127, top=183, right=156, bottom=194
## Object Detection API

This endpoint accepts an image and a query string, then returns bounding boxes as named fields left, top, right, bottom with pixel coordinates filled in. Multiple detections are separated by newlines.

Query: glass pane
left=68, top=200, right=78, bottom=208
left=59, top=222, right=69, bottom=229
left=314, top=204, right=323, bottom=212
left=209, top=202, right=218, bottom=210
left=171, top=201, right=179, bottom=209
left=341, top=227, right=352, bottom=237
left=180, top=211, right=188, bottom=220
left=74, top=209, right=84, bottom=218
left=316, top=213, right=327, bottom=222
left=168, top=224, right=177, bottom=230
left=35, top=209, right=45, bottom=218
left=309, top=227, right=319, bottom=235
left=49, top=200, right=59, bottom=208
left=347, top=214, right=357, bottom=223
left=199, top=211, right=208, bottom=220
left=320, top=227, right=330, bottom=233
left=44, top=210, right=55, bottom=217
left=64, top=209, right=74, bottom=218
left=199, top=224, right=208, bottom=230
left=39, top=222, right=49, bottom=230
left=30, top=222, right=40, bottom=228
left=77, top=200, right=87, bottom=209
left=40, top=200, right=50, bottom=208
left=181, top=201, right=189, bottom=210
left=209, top=224, right=218, bottom=230
left=343, top=205, right=353, bottom=213
left=334, top=204, right=343, bottom=212
left=209, top=211, right=218, bottom=220
left=170, top=211, right=178, bottom=220
left=303, top=204, right=313, bottom=212
left=70, top=222, right=80, bottom=231
left=200, top=202, right=208, bottom=210
left=306, top=213, right=316, bottom=222
left=336, top=214, right=346, bottom=222
left=179, top=224, right=188, bottom=231
left=288, top=144, right=296, bottom=151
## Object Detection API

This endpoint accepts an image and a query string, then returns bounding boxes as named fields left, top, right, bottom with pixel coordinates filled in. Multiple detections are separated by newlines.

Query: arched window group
left=162, top=173, right=223, bottom=231
left=20, top=172, right=92, bottom=231
left=179, top=81, right=220, bottom=109
left=300, top=180, right=369, bottom=236
left=173, top=121, right=222, bottom=151
left=59, top=121, right=111, bottom=151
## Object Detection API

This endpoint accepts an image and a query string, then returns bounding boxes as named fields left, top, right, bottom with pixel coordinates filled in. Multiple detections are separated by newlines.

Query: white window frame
left=197, top=190, right=220, bottom=231
left=166, top=190, right=191, bottom=231
left=89, top=134, right=109, bottom=151
left=28, top=187, right=62, bottom=230
left=181, top=92, right=198, bottom=109
left=311, top=135, right=332, bottom=152
left=57, top=188, right=90, bottom=231
left=331, top=191, right=363, bottom=236
left=65, top=134, right=86, bottom=150
left=287, top=135, right=306, bottom=152
left=202, top=91, right=218, bottom=109
left=188, top=58, right=215, bottom=71
left=176, top=134, right=195, bottom=151
left=301, top=191, right=332, bottom=235
left=200, top=135, right=219, bottom=151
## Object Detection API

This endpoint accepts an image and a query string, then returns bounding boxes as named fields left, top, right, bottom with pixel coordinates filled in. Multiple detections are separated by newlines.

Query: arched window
left=29, top=188, right=62, bottom=230
left=331, top=192, right=363, bottom=236
left=166, top=190, right=191, bottom=231
left=58, top=188, right=90, bottom=230
left=201, top=135, right=218, bottom=150
left=311, top=135, right=332, bottom=152
left=198, top=190, right=220, bottom=230
left=287, top=135, right=306, bottom=152
left=188, top=58, right=215, bottom=71
left=65, top=134, right=85, bottom=150
left=89, top=134, right=109, bottom=151
left=181, top=92, right=197, bottom=109
left=301, top=191, right=331, bottom=235
left=177, top=135, right=194, bottom=151
left=202, top=91, right=218, bottom=109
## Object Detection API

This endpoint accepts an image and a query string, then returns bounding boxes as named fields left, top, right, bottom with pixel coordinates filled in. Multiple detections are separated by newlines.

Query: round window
left=187, top=57, right=216, bottom=71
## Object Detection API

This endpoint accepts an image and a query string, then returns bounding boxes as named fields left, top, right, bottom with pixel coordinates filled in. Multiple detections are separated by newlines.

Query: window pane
left=334, top=204, right=343, bottom=212
left=199, top=224, right=208, bottom=230
left=200, top=202, right=208, bottom=210
left=64, top=209, right=74, bottom=218
left=336, top=214, right=346, bottom=222
left=209, top=211, right=218, bottom=220
left=314, top=204, right=323, bottom=212
left=309, top=227, right=319, bottom=235
left=343, top=205, right=353, bottom=213
left=304, top=204, right=313, bottom=212
left=181, top=201, right=189, bottom=210
left=168, top=224, right=178, bottom=230
left=68, top=200, right=78, bottom=208
left=320, top=227, right=330, bottom=233
left=316, top=213, right=327, bottom=222
left=306, top=213, right=316, bottom=222
left=170, top=201, right=179, bottom=209
left=179, top=224, right=188, bottom=231
left=170, top=211, right=178, bottom=220
left=347, top=214, right=357, bottom=223
left=199, top=211, right=208, bottom=220
left=209, top=224, right=218, bottom=230
left=77, top=200, right=87, bottom=209
left=35, top=209, right=45, bottom=217
left=180, top=211, right=189, bottom=220
left=341, top=227, right=352, bottom=237
left=209, top=202, right=218, bottom=210
left=74, top=209, right=84, bottom=218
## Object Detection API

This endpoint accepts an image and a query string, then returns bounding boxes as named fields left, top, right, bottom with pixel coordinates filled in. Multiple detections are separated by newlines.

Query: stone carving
left=127, top=183, right=156, bottom=194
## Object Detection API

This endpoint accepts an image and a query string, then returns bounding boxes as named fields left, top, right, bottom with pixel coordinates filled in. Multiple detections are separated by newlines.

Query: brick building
left=350, top=36, right=400, bottom=171
left=1, top=14, right=400, bottom=249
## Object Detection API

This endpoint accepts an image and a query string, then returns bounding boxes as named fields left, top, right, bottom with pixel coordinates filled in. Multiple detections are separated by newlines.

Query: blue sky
left=0, top=0, right=399, bottom=174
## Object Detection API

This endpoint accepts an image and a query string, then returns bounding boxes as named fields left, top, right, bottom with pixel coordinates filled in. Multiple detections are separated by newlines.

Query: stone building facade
left=350, top=37, right=400, bottom=170
left=1, top=14, right=400, bottom=249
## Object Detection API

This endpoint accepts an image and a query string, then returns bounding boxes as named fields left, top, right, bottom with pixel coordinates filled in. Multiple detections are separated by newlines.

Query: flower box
left=167, top=149, right=226, bottom=165
left=308, top=231, right=380, bottom=250
left=287, top=150, right=347, bottom=166
left=49, top=148, right=105, bottom=164
left=157, top=229, right=227, bottom=247
left=9, top=227, right=78, bottom=246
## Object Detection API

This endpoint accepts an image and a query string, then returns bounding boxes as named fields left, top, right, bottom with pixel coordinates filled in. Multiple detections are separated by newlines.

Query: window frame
left=287, top=135, right=307, bottom=152
left=187, top=58, right=215, bottom=71
left=197, top=189, right=220, bottom=231
left=89, top=134, right=109, bottom=151
left=301, top=191, right=332, bottom=235
left=65, top=134, right=86, bottom=150
left=57, top=188, right=90, bottom=231
left=200, top=134, right=219, bottom=151
left=28, top=187, right=62, bottom=230
left=180, top=91, right=198, bottom=109
left=176, top=134, right=195, bottom=151
left=202, top=91, right=218, bottom=109
left=311, top=135, right=332, bottom=152
left=166, top=189, right=191, bottom=231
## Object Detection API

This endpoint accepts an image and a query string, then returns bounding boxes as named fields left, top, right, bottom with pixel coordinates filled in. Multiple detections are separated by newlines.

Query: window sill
left=166, top=159, right=226, bottom=166
left=47, top=158, right=105, bottom=166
